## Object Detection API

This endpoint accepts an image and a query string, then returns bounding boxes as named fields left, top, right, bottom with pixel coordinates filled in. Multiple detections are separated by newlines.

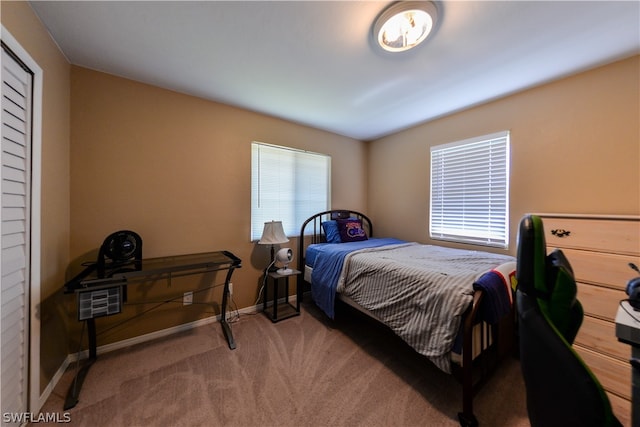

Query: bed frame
left=298, top=209, right=508, bottom=427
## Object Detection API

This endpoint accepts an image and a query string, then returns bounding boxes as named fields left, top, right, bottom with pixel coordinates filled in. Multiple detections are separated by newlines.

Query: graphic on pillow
left=322, top=220, right=342, bottom=243
left=337, top=219, right=368, bottom=242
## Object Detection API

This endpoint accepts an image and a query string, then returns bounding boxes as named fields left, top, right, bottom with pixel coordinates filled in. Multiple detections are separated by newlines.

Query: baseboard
left=38, top=355, right=71, bottom=411
left=37, top=300, right=272, bottom=412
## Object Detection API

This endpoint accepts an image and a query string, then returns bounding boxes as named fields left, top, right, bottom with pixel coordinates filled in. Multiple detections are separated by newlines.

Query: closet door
left=1, top=44, right=33, bottom=420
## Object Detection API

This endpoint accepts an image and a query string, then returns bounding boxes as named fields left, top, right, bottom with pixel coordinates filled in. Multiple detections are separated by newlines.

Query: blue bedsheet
left=308, top=238, right=406, bottom=318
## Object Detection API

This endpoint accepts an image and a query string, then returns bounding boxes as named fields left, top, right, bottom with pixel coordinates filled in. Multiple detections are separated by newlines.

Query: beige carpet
left=38, top=301, right=530, bottom=426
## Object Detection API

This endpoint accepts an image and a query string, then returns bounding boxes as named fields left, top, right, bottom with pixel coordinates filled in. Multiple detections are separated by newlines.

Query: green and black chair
left=515, top=214, right=622, bottom=427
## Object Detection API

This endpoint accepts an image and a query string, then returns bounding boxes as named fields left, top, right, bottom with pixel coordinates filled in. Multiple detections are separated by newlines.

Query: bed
left=297, top=210, right=516, bottom=427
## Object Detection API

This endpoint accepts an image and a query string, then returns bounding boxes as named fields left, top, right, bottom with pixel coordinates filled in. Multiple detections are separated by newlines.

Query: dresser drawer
left=574, top=345, right=631, bottom=400
left=577, top=282, right=626, bottom=321
left=575, top=316, right=629, bottom=361
left=541, top=216, right=640, bottom=256
left=563, top=248, right=640, bottom=291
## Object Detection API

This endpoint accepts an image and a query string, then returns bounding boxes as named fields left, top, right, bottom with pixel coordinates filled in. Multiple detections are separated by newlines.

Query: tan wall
left=368, top=56, right=640, bottom=255
left=1, top=2, right=72, bottom=394
left=70, top=67, right=367, bottom=345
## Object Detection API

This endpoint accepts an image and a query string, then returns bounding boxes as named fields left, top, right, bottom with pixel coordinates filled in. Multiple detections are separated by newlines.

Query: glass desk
left=63, top=250, right=241, bottom=409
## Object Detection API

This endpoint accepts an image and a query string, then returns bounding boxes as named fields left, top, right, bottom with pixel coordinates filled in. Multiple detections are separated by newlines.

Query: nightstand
left=263, top=269, right=302, bottom=322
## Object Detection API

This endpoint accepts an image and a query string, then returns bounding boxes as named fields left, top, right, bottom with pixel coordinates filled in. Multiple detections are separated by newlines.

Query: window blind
left=430, top=131, right=510, bottom=248
left=251, top=142, right=330, bottom=240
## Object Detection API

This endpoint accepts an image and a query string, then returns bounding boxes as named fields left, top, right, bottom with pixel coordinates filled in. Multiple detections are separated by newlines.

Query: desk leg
left=88, top=318, right=97, bottom=359
left=220, top=268, right=236, bottom=350
left=64, top=319, right=97, bottom=410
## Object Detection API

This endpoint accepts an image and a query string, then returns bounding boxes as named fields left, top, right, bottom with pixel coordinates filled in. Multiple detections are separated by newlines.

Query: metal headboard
left=297, top=209, right=372, bottom=276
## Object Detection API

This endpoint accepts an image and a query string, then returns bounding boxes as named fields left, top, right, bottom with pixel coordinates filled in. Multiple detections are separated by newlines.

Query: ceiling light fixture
left=374, top=1, right=438, bottom=53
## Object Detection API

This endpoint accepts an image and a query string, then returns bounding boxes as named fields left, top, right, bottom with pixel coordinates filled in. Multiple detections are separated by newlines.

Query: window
left=251, top=142, right=331, bottom=240
left=430, top=131, right=510, bottom=248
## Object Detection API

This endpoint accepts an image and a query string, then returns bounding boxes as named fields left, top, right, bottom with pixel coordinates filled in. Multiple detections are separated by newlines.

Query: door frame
left=1, top=25, right=43, bottom=413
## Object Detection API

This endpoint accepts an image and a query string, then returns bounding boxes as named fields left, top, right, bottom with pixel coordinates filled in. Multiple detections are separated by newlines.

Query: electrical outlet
left=183, top=291, right=193, bottom=306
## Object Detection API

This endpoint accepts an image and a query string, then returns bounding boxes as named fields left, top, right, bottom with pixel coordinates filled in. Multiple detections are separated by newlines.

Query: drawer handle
left=551, top=229, right=571, bottom=238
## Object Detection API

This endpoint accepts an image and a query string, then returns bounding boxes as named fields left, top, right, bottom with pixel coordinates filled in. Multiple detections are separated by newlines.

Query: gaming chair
left=515, top=214, right=621, bottom=427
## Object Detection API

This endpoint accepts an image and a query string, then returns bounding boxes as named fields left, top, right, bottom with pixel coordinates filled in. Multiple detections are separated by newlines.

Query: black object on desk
left=63, top=250, right=241, bottom=410
left=263, top=269, right=302, bottom=322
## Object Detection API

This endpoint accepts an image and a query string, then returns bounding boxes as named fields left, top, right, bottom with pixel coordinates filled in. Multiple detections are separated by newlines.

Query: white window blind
left=251, top=142, right=330, bottom=240
left=430, top=131, right=510, bottom=248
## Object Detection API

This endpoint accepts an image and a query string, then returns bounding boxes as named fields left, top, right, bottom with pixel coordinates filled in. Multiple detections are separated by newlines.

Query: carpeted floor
left=38, top=301, right=530, bottom=426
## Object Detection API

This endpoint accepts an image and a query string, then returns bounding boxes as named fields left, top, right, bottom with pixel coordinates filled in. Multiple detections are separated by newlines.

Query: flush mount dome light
left=374, top=1, right=438, bottom=52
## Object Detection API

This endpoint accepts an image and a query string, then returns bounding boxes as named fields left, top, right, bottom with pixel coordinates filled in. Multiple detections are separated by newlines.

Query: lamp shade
left=258, top=221, right=289, bottom=245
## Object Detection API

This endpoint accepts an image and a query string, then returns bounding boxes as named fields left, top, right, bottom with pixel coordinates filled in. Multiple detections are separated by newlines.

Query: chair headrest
left=516, top=214, right=582, bottom=343
left=516, top=214, right=547, bottom=296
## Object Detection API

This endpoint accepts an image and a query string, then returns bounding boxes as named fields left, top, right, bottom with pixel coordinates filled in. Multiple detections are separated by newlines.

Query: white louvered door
left=1, top=45, right=33, bottom=420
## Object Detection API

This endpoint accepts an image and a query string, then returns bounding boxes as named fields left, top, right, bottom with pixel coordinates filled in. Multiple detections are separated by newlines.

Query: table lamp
left=258, top=221, right=289, bottom=272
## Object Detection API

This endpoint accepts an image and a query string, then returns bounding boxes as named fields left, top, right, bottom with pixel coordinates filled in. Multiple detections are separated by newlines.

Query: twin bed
left=297, top=210, right=516, bottom=426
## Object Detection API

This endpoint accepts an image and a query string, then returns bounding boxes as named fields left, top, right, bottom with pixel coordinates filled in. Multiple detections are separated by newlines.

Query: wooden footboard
left=455, top=289, right=512, bottom=427
left=458, top=290, right=484, bottom=426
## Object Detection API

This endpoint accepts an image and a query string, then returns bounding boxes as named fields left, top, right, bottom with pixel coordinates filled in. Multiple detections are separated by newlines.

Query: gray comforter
left=336, top=243, right=515, bottom=372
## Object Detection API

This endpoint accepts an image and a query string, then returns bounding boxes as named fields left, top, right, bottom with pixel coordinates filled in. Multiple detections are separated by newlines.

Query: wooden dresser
left=537, top=214, right=640, bottom=426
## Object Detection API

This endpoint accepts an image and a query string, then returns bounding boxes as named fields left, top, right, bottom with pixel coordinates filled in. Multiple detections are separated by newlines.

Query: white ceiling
left=29, top=1, right=640, bottom=140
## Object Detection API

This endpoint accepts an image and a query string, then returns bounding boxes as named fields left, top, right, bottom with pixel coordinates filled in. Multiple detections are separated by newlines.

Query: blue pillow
left=322, top=220, right=342, bottom=243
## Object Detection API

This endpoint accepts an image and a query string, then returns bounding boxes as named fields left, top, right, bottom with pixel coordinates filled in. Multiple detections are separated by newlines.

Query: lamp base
left=276, top=268, right=294, bottom=275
